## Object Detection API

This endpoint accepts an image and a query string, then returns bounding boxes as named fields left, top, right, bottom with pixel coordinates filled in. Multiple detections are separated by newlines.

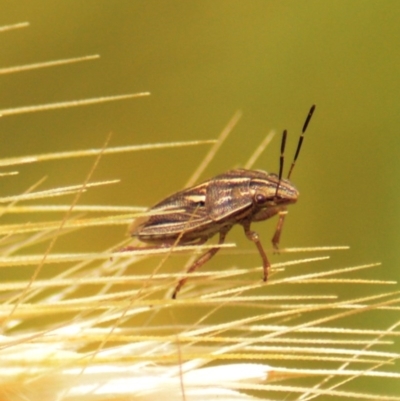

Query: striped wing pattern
left=132, top=183, right=209, bottom=241
left=206, top=170, right=252, bottom=221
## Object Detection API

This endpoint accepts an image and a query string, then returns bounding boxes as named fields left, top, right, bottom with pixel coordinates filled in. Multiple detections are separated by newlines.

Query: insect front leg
left=242, top=221, right=270, bottom=282
left=172, top=229, right=229, bottom=299
left=271, top=210, right=288, bottom=251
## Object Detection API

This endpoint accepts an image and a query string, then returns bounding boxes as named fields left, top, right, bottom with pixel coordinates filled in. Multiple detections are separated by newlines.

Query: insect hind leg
left=172, top=230, right=229, bottom=299
left=243, top=222, right=271, bottom=282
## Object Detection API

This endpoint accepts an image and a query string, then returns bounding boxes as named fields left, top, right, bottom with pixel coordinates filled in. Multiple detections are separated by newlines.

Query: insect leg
left=271, top=210, right=288, bottom=251
left=172, top=230, right=228, bottom=299
left=243, top=222, right=270, bottom=282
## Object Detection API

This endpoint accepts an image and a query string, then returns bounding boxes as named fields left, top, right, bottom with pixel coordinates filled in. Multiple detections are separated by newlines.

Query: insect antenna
left=275, top=129, right=287, bottom=198
left=287, top=104, right=316, bottom=179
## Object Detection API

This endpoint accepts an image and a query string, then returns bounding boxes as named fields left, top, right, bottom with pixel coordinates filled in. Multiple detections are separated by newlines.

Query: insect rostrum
left=129, top=105, right=315, bottom=298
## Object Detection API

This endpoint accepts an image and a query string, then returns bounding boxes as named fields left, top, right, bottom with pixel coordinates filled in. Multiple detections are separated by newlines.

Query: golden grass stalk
left=1, top=137, right=399, bottom=401
left=0, top=20, right=399, bottom=401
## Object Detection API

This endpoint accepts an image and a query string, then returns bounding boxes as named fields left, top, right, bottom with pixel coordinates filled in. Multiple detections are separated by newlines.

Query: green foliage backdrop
left=1, top=2, right=399, bottom=395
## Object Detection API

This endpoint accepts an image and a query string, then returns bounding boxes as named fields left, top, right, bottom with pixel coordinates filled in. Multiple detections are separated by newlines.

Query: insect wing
left=206, top=169, right=252, bottom=221
left=133, top=183, right=209, bottom=239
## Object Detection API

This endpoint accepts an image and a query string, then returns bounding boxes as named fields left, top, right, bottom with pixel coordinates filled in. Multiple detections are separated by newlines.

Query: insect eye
left=254, top=193, right=267, bottom=205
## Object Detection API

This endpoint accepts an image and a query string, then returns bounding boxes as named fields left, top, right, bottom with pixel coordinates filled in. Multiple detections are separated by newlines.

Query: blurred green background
left=2, top=1, right=399, bottom=276
left=1, top=0, right=399, bottom=383
left=0, top=0, right=400, bottom=279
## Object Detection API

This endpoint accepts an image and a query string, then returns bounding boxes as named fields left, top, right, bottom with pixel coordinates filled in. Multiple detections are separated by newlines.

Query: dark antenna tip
left=302, top=104, right=316, bottom=133
left=275, top=129, right=287, bottom=198
left=287, top=104, right=316, bottom=179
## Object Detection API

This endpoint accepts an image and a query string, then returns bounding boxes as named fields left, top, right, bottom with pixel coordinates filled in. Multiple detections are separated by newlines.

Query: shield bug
left=128, top=105, right=315, bottom=298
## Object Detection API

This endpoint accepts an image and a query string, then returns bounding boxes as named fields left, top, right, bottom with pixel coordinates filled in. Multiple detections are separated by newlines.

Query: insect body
left=130, top=105, right=315, bottom=298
